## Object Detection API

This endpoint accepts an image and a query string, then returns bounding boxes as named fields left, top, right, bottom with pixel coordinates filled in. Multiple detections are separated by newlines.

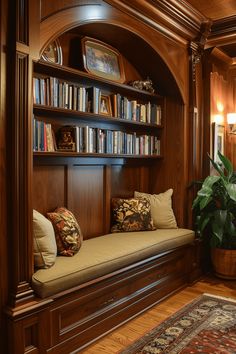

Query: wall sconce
left=227, top=113, right=236, bottom=134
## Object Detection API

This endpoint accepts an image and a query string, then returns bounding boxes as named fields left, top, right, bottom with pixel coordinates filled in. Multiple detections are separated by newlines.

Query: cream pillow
left=134, top=189, right=177, bottom=229
left=33, top=209, right=57, bottom=268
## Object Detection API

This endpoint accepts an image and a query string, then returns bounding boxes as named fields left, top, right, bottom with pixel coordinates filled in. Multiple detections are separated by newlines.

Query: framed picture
left=212, top=123, right=225, bottom=163
left=99, top=95, right=112, bottom=116
left=41, top=39, right=63, bottom=65
left=81, top=37, right=125, bottom=83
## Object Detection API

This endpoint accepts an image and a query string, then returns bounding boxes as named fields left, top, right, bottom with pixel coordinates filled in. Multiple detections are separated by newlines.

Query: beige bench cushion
left=32, top=228, right=194, bottom=298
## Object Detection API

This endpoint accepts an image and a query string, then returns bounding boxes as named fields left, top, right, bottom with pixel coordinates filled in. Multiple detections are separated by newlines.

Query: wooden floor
left=81, top=275, right=236, bottom=353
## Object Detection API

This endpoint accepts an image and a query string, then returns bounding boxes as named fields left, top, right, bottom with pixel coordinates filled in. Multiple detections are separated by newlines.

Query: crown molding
left=211, top=15, right=236, bottom=36
left=206, top=15, right=236, bottom=48
left=104, top=0, right=209, bottom=44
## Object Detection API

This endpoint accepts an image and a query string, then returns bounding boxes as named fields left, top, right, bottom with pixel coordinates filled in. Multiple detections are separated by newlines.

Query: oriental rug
left=120, top=294, right=236, bottom=354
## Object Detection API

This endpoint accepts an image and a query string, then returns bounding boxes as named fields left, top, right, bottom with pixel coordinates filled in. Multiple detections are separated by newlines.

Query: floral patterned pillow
left=47, top=207, right=83, bottom=256
left=111, top=198, right=155, bottom=233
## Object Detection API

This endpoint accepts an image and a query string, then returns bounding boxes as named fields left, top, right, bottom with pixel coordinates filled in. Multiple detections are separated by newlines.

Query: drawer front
left=50, top=247, right=190, bottom=345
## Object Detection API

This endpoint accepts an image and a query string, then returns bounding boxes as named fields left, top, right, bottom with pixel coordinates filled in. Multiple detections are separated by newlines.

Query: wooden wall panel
left=32, top=164, right=152, bottom=239
left=33, top=165, right=67, bottom=214
left=149, top=98, right=186, bottom=227
left=111, top=165, right=149, bottom=198
left=68, top=165, right=104, bottom=239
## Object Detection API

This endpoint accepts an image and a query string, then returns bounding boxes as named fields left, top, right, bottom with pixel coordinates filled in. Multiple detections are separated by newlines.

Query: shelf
left=33, top=151, right=163, bottom=166
left=33, top=105, right=163, bottom=130
left=33, top=151, right=162, bottom=158
left=34, top=61, right=162, bottom=101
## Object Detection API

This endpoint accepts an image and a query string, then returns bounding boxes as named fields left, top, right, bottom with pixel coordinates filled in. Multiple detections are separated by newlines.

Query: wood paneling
left=149, top=97, right=186, bottom=227
left=186, top=0, right=236, bottom=20
left=33, top=163, right=152, bottom=239
left=111, top=165, right=149, bottom=198
left=40, top=0, right=104, bottom=21
left=69, top=165, right=104, bottom=238
left=33, top=165, right=67, bottom=213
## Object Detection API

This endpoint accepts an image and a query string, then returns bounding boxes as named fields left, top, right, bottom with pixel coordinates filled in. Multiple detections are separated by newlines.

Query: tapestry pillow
left=33, top=209, right=57, bottom=269
left=47, top=207, right=83, bottom=257
left=134, top=189, right=178, bottom=229
left=111, top=197, right=155, bottom=233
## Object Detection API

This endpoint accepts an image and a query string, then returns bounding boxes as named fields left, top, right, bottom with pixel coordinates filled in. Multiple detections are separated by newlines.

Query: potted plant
left=192, top=151, right=236, bottom=279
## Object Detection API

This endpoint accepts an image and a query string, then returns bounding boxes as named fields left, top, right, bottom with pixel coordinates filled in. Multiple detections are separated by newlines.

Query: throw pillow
left=134, top=189, right=177, bottom=229
left=47, top=207, right=83, bottom=257
left=33, top=209, right=57, bottom=268
left=111, top=197, right=155, bottom=233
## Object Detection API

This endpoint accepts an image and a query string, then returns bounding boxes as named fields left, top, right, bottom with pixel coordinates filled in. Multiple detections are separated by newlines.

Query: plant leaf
left=198, top=213, right=211, bottom=232
left=208, top=153, right=226, bottom=180
left=218, top=150, right=233, bottom=180
left=199, top=195, right=213, bottom=210
left=201, top=175, right=220, bottom=189
left=226, top=183, right=236, bottom=202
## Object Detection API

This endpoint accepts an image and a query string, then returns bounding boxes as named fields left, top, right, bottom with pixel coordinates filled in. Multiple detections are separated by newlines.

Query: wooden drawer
left=50, top=247, right=190, bottom=350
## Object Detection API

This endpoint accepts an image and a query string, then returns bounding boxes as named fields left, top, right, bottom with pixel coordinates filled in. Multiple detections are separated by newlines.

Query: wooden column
left=187, top=21, right=212, bottom=227
left=7, top=0, right=40, bottom=307
left=0, top=0, right=9, bottom=352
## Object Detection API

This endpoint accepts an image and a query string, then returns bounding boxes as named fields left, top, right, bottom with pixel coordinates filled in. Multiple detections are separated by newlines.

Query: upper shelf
left=34, top=61, right=162, bottom=101
left=33, top=105, right=163, bottom=130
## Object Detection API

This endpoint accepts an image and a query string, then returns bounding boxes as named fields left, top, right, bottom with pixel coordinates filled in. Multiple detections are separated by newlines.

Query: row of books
left=33, top=77, right=101, bottom=113
left=33, top=75, right=162, bottom=125
left=71, top=126, right=161, bottom=155
left=33, top=119, right=56, bottom=152
left=33, top=119, right=161, bottom=156
left=110, top=94, right=161, bottom=124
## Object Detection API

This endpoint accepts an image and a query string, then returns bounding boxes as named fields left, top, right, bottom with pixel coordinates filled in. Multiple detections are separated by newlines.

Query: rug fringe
left=203, top=292, right=236, bottom=302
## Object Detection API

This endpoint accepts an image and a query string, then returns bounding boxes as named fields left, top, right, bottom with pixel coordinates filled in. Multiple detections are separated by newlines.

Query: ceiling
left=186, top=0, right=236, bottom=21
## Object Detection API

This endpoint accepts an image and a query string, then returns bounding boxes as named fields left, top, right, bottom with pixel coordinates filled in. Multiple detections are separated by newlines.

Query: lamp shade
left=227, top=113, right=236, bottom=125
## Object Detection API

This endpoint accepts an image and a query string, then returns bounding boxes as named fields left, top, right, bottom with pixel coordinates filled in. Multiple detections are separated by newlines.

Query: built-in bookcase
left=33, top=60, right=164, bottom=159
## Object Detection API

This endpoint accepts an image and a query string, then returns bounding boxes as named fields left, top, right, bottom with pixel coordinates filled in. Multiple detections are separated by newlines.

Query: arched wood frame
left=7, top=0, right=194, bottom=309
left=39, top=4, right=187, bottom=104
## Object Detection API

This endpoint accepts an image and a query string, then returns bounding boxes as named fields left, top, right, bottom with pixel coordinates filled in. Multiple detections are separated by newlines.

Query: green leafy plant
left=192, top=151, right=236, bottom=249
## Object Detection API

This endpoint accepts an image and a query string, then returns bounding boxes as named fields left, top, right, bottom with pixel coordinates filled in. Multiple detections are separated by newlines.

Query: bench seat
left=32, top=228, right=194, bottom=298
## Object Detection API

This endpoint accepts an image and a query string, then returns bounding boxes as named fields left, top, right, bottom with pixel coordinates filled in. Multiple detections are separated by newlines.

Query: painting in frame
left=41, top=39, right=63, bottom=65
left=81, top=37, right=125, bottom=83
left=99, top=95, right=112, bottom=116
left=212, top=122, right=225, bottom=163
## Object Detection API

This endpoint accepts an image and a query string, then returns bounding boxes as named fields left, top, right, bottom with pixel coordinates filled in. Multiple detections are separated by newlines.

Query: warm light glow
left=213, top=114, right=224, bottom=124
left=216, top=102, right=224, bottom=112
left=227, top=113, right=236, bottom=125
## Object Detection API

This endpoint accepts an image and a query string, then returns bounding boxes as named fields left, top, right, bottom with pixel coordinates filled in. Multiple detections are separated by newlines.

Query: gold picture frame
left=41, top=39, right=63, bottom=65
left=81, top=37, right=125, bottom=83
left=99, top=95, right=112, bottom=116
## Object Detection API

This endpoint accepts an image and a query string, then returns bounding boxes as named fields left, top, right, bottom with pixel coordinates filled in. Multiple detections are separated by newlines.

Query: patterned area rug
left=120, top=294, right=236, bottom=353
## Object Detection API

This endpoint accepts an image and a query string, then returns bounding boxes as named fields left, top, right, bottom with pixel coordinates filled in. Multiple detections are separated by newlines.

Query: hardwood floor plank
left=81, top=276, right=236, bottom=353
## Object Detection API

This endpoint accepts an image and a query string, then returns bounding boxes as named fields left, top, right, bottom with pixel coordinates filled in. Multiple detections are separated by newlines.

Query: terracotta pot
left=211, top=248, right=236, bottom=279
